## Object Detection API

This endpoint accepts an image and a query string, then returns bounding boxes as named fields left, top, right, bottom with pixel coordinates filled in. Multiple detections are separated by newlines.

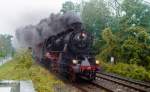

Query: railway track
left=95, top=72, right=150, bottom=92
left=40, top=62, right=150, bottom=92
left=73, top=80, right=107, bottom=92
left=51, top=71, right=150, bottom=92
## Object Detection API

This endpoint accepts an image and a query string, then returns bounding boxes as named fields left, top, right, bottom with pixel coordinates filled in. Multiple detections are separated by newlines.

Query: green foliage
left=102, top=62, right=150, bottom=81
left=121, top=0, right=150, bottom=28
left=81, top=0, right=110, bottom=34
left=122, top=27, right=150, bottom=68
left=61, top=1, right=80, bottom=13
left=102, top=28, right=116, bottom=46
left=0, top=50, right=63, bottom=92
left=138, top=31, right=149, bottom=42
left=100, top=28, right=122, bottom=62
left=122, top=37, right=142, bottom=63
left=98, top=26, right=150, bottom=70
left=0, top=34, right=13, bottom=57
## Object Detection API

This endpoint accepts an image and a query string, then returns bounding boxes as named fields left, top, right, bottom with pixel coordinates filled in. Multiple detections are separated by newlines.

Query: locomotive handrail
left=48, top=28, right=74, bottom=41
left=48, top=51, right=64, bottom=53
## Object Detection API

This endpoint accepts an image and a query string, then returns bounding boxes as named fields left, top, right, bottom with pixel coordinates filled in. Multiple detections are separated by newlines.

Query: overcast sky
left=0, top=0, right=76, bottom=35
left=0, top=0, right=149, bottom=36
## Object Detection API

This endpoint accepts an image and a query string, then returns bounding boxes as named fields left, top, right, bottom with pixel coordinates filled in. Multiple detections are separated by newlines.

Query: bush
left=0, top=49, right=63, bottom=92
left=101, top=62, right=150, bottom=81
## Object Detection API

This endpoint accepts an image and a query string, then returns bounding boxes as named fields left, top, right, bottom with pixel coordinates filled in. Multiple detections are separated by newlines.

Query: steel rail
left=97, top=72, right=150, bottom=88
left=96, top=72, right=150, bottom=92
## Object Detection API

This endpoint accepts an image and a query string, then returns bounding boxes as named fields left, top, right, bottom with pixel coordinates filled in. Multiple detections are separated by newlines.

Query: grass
left=0, top=50, right=64, bottom=92
left=97, top=59, right=150, bottom=81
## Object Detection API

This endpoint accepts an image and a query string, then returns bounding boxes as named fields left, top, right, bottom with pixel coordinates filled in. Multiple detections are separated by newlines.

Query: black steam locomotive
left=35, top=22, right=99, bottom=82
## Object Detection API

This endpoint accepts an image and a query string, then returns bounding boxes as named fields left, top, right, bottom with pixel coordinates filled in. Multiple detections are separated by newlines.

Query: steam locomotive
left=34, top=21, right=99, bottom=82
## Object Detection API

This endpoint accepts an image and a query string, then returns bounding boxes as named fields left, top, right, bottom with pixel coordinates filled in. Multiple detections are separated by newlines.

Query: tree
left=81, top=0, right=110, bottom=35
left=121, top=26, right=150, bottom=69
left=0, top=34, right=13, bottom=57
left=121, top=0, right=150, bottom=29
left=61, top=1, right=80, bottom=13
left=100, top=28, right=120, bottom=62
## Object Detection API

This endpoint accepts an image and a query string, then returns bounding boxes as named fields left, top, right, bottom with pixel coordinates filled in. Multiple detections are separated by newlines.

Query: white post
left=110, top=56, right=114, bottom=64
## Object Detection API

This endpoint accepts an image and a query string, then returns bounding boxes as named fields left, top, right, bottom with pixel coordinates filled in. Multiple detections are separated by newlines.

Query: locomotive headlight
left=72, top=60, right=78, bottom=64
left=96, top=60, right=100, bottom=64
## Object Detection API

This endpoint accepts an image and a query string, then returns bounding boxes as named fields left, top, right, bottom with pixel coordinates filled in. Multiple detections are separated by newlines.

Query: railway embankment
left=0, top=50, right=79, bottom=92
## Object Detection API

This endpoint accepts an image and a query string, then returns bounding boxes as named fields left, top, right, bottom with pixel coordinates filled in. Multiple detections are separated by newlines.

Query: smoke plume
left=15, top=12, right=82, bottom=48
